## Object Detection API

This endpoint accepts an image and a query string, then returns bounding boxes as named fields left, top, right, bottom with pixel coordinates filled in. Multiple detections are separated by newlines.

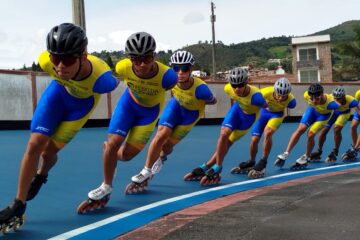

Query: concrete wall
left=0, top=70, right=360, bottom=121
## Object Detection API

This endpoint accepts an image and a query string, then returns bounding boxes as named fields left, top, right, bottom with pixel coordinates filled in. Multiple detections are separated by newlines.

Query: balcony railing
left=297, top=59, right=320, bottom=68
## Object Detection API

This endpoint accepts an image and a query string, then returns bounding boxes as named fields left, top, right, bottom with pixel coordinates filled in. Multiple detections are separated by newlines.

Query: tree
left=280, top=58, right=292, bottom=74
left=105, top=55, right=114, bottom=69
left=31, top=62, right=37, bottom=71
left=336, top=25, right=360, bottom=80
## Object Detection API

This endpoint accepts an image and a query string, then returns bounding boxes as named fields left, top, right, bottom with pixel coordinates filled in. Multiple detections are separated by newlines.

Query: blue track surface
left=0, top=123, right=358, bottom=239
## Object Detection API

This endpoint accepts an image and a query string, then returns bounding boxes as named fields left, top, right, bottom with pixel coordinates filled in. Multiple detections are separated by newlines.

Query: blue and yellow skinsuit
left=109, top=59, right=177, bottom=150
left=32, top=51, right=118, bottom=148
left=158, top=77, right=214, bottom=143
left=251, top=86, right=296, bottom=137
left=301, top=91, right=339, bottom=133
left=352, top=89, right=360, bottom=121
left=222, top=83, right=266, bottom=142
left=325, top=95, right=358, bottom=128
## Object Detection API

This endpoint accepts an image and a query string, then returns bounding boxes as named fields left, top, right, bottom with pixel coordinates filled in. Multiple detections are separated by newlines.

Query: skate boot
left=248, top=158, right=267, bottom=179
left=184, top=164, right=207, bottom=181
left=290, top=154, right=309, bottom=171
left=26, top=173, right=48, bottom=201
left=274, top=152, right=288, bottom=168
left=200, top=164, right=222, bottom=186
left=151, top=156, right=167, bottom=175
left=309, top=149, right=323, bottom=162
left=325, top=149, right=338, bottom=164
left=0, top=199, right=26, bottom=234
left=125, top=167, right=152, bottom=194
left=342, top=147, right=358, bottom=162
left=77, top=183, right=112, bottom=214
left=230, top=160, right=255, bottom=174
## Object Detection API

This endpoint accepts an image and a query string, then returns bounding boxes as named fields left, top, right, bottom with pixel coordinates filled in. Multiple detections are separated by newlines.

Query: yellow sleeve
left=355, top=90, right=360, bottom=101
left=115, top=58, right=131, bottom=79
left=38, top=50, right=53, bottom=73
left=304, top=91, right=309, bottom=100
left=224, top=83, right=232, bottom=95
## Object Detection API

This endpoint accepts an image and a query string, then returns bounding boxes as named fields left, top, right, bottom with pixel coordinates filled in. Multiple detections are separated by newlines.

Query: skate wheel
left=2, top=223, right=12, bottom=234
left=125, top=182, right=135, bottom=195
left=77, top=200, right=90, bottom=214
left=230, top=167, right=241, bottom=174
left=184, top=173, right=196, bottom=181
left=199, top=177, right=207, bottom=185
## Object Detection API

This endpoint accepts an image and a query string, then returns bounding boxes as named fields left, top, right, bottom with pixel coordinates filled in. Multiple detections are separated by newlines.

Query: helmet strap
left=72, top=57, right=82, bottom=80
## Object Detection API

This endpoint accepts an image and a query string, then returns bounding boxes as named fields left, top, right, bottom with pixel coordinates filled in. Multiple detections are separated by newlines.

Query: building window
left=299, top=48, right=317, bottom=61
left=300, top=70, right=318, bottom=83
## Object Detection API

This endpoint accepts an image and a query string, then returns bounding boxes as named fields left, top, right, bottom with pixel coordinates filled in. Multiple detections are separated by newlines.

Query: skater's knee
left=296, top=127, right=307, bottom=135
left=219, top=130, right=231, bottom=140
left=40, top=151, right=57, bottom=164
left=264, top=128, right=274, bottom=139
left=152, top=134, right=169, bottom=147
left=119, top=151, right=134, bottom=161
left=251, top=136, right=260, bottom=144
left=26, top=139, right=46, bottom=155
left=333, top=126, right=342, bottom=135
left=307, top=131, right=317, bottom=139
left=106, top=139, right=122, bottom=153
left=119, top=147, right=140, bottom=161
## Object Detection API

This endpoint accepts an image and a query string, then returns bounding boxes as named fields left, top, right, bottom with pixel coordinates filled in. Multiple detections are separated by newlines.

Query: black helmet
left=47, top=23, right=88, bottom=55
left=125, top=32, right=156, bottom=56
left=308, top=83, right=324, bottom=96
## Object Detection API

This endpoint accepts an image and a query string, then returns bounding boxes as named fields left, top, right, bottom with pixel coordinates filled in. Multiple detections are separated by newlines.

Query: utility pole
left=210, top=1, right=216, bottom=80
left=72, top=0, right=86, bottom=31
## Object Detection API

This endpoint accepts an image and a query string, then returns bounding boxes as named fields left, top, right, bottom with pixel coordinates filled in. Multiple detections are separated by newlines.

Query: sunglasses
left=130, top=54, right=154, bottom=65
left=231, top=83, right=246, bottom=89
left=309, top=93, right=322, bottom=100
left=50, top=54, right=79, bottom=67
left=172, top=64, right=191, bottom=73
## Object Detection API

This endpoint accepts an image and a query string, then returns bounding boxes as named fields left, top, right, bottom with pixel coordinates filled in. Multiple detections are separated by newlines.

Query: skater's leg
left=144, top=126, right=172, bottom=169
left=16, top=133, right=49, bottom=203
left=316, top=126, right=330, bottom=152
left=351, top=119, right=359, bottom=146
left=262, top=127, right=275, bottom=159
left=333, top=125, right=343, bottom=151
left=37, top=140, right=60, bottom=175
left=206, top=126, right=233, bottom=167
left=306, top=130, right=318, bottom=158
left=103, top=134, right=124, bottom=186
left=26, top=139, right=60, bottom=201
left=249, top=136, right=260, bottom=162
left=285, top=123, right=308, bottom=153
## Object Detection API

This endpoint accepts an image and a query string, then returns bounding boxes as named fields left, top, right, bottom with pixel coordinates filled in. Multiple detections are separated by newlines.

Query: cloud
left=108, top=30, right=134, bottom=46
left=183, top=11, right=205, bottom=25
left=156, top=42, right=171, bottom=52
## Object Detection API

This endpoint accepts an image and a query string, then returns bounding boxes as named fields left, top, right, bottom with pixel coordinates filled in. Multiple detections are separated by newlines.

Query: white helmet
left=332, top=86, right=346, bottom=98
left=125, top=32, right=156, bottom=56
left=228, top=67, right=248, bottom=84
left=170, top=51, right=195, bottom=65
left=274, top=78, right=292, bottom=96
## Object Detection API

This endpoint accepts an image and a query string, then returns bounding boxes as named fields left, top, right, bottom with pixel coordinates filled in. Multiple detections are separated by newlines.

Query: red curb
left=114, top=168, right=360, bottom=240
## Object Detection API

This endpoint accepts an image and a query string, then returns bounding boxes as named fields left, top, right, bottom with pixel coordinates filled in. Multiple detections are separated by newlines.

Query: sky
left=0, top=0, right=359, bottom=69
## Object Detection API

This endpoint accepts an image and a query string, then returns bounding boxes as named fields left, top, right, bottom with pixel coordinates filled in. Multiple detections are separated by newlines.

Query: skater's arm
left=195, top=84, right=217, bottom=105
left=287, top=98, right=297, bottom=109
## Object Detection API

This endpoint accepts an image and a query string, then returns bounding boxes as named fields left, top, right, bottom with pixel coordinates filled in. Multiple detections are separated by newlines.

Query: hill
left=311, top=20, right=360, bottom=42
left=90, top=20, right=360, bottom=76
